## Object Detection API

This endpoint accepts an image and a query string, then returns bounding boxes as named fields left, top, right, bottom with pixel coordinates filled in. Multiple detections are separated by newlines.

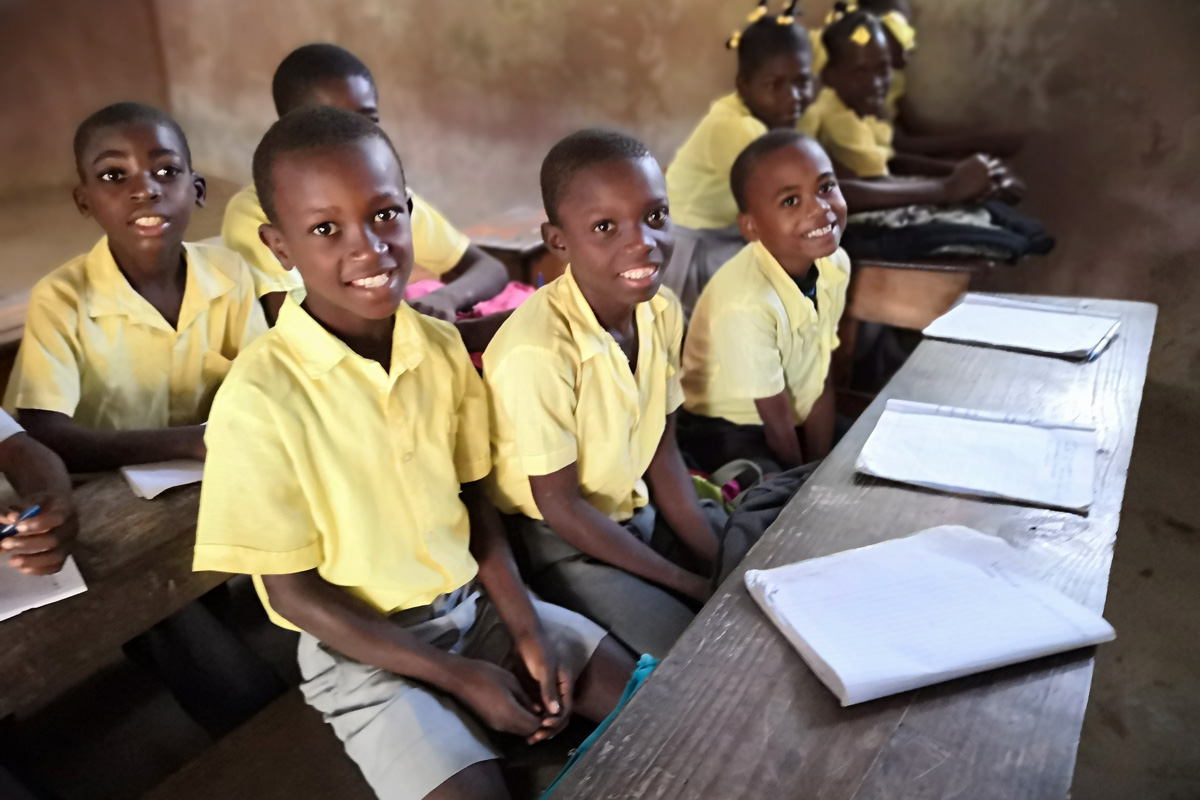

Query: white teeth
left=134, top=216, right=164, bottom=227
left=620, top=267, right=657, bottom=280
left=803, top=224, right=833, bottom=239
left=351, top=272, right=390, bottom=289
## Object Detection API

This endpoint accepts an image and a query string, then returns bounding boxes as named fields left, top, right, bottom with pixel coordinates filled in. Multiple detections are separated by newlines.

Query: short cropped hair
left=252, top=105, right=404, bottom=225
left=730, top=128, right=819, bottom=212
left=73, top=102, right=192, bottom=181
left=540, top=128, right=652, bottom=227
left=272, top=43, right=376, bottom=117
left=822, top=4, right=886, bottom=64
left=736, top=15, right=812, bottom=79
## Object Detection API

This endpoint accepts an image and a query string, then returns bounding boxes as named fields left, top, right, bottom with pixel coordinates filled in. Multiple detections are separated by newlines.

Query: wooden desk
left=0, top=474, right=223, bottom=718
left=554, top=296, right=1156, bottom=800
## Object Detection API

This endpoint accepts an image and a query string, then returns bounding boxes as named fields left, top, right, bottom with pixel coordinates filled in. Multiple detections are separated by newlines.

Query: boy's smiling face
left=296, top=75, right=380, bottom=123
left=737, top=47, right=816, bottom=130
left=260, top=135, right=414, bottom=330
left=73, top=121, right=204, bottom=260
left=543, top=156, right=673, bottom=310
left=738, top=140, right=847, bottom=275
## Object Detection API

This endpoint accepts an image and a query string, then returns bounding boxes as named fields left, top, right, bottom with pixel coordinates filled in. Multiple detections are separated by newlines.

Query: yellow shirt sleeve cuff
left=516, top=443, right=578, bottom=479
left=193, top=541, right=321, bottom=576
left=456, top=453, right=493, bottom=485
left=8, top=389, right=78, bottom=417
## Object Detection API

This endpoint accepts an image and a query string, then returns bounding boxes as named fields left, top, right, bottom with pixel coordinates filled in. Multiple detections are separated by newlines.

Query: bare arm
left=0, top=431, right=77, bottom=574
left=261, top=568, right=544, bottom=737
left=754, top=390, right=804, bottom=470
left=889, top=152, right=957, bottom=177
left=801, top=375, right=837, bottom=461
left=17, top=409, right=206, bottom=473
left=836, top=155, right=995, bottom=212
left=411, top=245, right=510, bottom=321
left=643, top=413, right=718, bottom=566
left=529, top=464, right=710, bottom=602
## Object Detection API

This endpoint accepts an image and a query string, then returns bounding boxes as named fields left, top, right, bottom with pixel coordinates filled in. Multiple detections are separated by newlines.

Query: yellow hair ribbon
left=747, top=4, right=768, bottom=23
left=824, top=2, right=858, bottom=25
left=777, top=14, right=795, bottom=25
left=850, top=24, right=872, bottom=46
left=881, top=10, right=917, bottom=51
left=727, top=29, right=743, bottom=49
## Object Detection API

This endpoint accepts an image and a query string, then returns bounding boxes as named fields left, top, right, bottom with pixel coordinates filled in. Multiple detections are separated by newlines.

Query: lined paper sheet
left=856, top=399, right=1097, bottom=512
left=923, top=294, right=1121, bottom=360
left=120, top=460, right=204, bottom=500
left=745, top=526, right=1115, bottom=706
left=0, top=556, right=87, bottom=623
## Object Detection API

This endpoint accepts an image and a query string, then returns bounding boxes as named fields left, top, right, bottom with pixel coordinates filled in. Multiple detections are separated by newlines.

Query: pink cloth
left=404, top=279, right=446, bottom=300
left=470, top=282, right=536, bottom=317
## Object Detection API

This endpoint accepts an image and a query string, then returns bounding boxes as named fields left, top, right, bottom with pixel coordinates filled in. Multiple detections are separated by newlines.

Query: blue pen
left=0, top=504, right=41, bottom=539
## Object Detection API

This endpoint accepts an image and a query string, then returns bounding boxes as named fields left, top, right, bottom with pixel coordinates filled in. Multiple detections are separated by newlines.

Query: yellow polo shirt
left=222, top=184, right=472, bottom=297
left=4, top=237, right=266, bottom=429
left=667, top=94, right=822, bottom=231
left=484, top=270, right=684, bottom=522
left=682, top=241, right=850, bottom=426
left=193, top=297, right=491, bottom=631
left=807, top=87, right=895, bottom=178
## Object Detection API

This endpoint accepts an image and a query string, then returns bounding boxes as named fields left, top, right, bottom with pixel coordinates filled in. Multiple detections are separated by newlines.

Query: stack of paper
left=120, top=460, right=205, bottom=500
left=856, top=400, right=1097, bottom=512
left=0, top=556, right=87, bottom=623
left=923, top=294, right=1121, bottom=360
left=745, top=526, right=1115, bottom=706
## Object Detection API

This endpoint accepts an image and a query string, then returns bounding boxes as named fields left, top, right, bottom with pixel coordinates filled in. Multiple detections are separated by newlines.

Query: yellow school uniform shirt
left=667, top=94, right=821, bottom=231
left=886, top=69, right=906, bottom=120
left=193, top=296, right=491, bottom=631
left=222, top=183, right=472, bottom=298
left=3, top=237, right=267, bottom=429
left=484, top=270, right=684, bottom=522
left=682, top=241, right=851, bottom=426
left=808, top=86, right=895, bottom=178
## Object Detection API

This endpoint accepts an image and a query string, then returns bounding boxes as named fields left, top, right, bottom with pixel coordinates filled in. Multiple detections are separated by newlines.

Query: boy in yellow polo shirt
left=485, top=129, right=736, bottom=660
left=195, top=107, right=631, bottom=800
left=223, top=43, right=508, bottom=327
left=5, top=102, right=266, bottom=472
left=681, top=130, right=850, bottom=474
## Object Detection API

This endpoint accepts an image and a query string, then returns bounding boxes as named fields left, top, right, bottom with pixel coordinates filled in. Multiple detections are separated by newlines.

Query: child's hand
left=177, top=425, right=208, bottom=461
left=1, top=493, right=78, bottom=575
left=455, top=659, right=543, bottom=738
left=410, top=291, right=459, bottom=322
left=515, top=630, right=573, bottom=743
left=944, top=156, right=994, bottom=204
left=675, top=570, right=713, bottom=604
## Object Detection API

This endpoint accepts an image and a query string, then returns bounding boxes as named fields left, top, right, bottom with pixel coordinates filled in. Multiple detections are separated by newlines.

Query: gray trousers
left=506, top=501, right=737, bottom=659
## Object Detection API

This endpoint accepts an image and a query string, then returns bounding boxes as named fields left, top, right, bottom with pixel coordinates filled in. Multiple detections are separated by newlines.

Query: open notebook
left=856, top=399, right=1097, bottom=512
left=745, top=526, right=1115, bottom=706
left=0, top=556, right=87, bottom=623
left=923, top=294, right=1121, bottom=361
left=120, top=460, right=205, bottom=500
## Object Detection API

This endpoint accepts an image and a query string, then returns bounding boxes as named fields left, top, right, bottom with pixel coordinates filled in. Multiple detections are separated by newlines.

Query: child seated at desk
left=484, top=129, right=737, bottom=660
left=195, top=107, right=632, bottom=800
left=4, top=102, right=267, bottom=472
left=0, top=408, right=76, bottom=576
left=809, top=6, right=1053, bottom=262
left=680, top=130, right=849, bottom=473
left=222, top=43, right=509, bottom=327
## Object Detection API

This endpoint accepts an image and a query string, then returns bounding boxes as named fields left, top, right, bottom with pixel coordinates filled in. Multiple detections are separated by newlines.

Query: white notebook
left=923, top=294, right=1121, bottom=360
left=120, top=460, right=205, bottom=499
left=745, top=526, right=1115, bottom=706
left=856, top=399, right=1097, bottom=512
left=0, top=556, right=87, bottom=623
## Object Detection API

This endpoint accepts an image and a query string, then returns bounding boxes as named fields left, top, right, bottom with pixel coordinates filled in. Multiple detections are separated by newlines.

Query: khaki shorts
left=297, top=583, right=605, bottom=800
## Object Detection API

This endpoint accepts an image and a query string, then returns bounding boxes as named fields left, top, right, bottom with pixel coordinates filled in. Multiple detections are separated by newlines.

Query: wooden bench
left=144, top=690, right=375, bottom=800
left=550, top=296, right=1157, bottom=800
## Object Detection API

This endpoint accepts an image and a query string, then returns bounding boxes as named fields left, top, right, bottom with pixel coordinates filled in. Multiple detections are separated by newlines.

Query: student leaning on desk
left=0, top=408, right=76, bottom=575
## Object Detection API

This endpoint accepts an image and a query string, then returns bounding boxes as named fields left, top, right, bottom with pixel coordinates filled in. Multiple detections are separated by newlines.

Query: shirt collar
left=83, top=237, right=236, bottom=331
left=558, top=267, right=657, bottom=363
left=276, top=291, right=429, bottom=383
left=752, top=241, right=847, bottom=330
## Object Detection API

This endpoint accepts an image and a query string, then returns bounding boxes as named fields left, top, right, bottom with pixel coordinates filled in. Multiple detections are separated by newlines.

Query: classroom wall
left=0, top=0, right=169, bottom=197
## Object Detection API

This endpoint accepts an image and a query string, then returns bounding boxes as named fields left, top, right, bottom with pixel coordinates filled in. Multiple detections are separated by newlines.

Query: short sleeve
left=450, top=342, right=493, bottom=484
left=0, top=409, right=22, bottom=442
left=820, top=112, right=892, bottom=178
left=221, top=188, right=303, bottom=297
left=410, top=193, right=471, bottom=276
left=6, top=286, right=83, bottom=416
left=489, top=346, right=579, bottom=477
left=193, top=379, right=321, bottom=576
left=710, top=305, right=786, bottom=400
